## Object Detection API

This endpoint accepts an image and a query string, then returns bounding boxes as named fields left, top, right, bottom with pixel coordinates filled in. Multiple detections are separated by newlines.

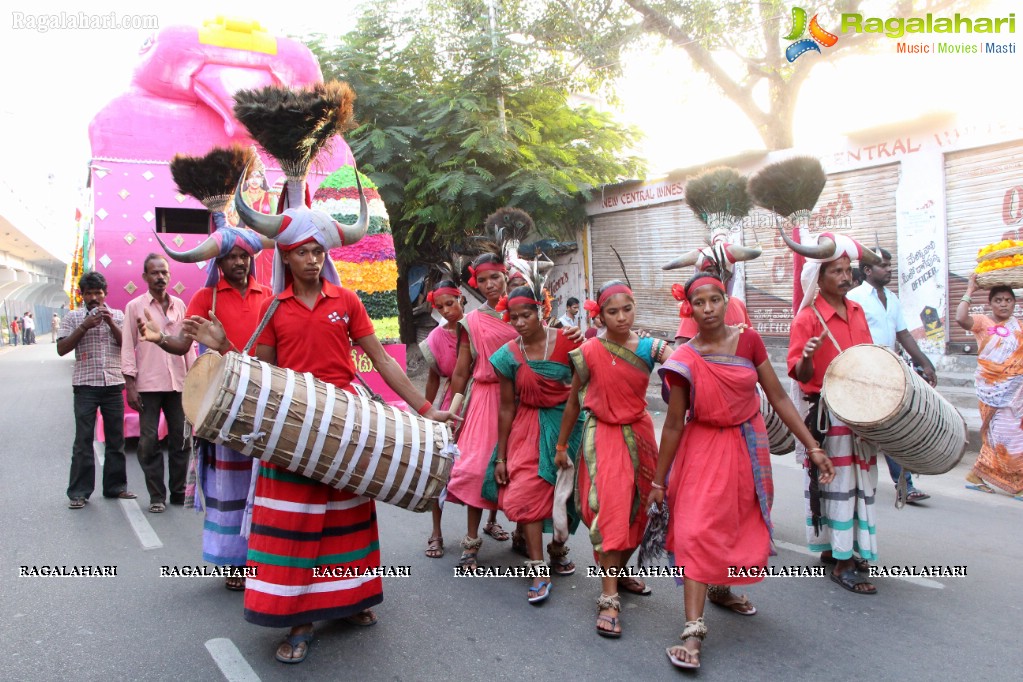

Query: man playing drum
left=786, top=234, right=882, bottom=596
left=847, top=247, right=937, bottom=505
left=190, top=203, right=455, bottom=665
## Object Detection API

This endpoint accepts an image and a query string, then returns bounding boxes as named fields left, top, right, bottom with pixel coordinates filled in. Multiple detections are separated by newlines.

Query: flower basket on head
left=978, top=239, right=1023, bottom=262
left=976, top=266, right=1023, bottom=289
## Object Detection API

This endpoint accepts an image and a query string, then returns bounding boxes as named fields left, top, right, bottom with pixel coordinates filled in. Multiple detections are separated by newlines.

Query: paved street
left=2, top=341, right=1021, bottom=681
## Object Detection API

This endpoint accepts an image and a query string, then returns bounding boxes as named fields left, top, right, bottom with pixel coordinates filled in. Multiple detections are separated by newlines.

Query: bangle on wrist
left=555, top=444, right=568, bottom=452
left=495, top=458, right=506, bottom=463
left=417, top=400, right=433, bottom=416
left=651, top=481, right=666, bottom=491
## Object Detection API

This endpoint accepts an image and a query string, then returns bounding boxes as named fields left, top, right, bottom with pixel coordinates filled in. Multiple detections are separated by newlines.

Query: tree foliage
left=306, top=1, right=645, bottom=340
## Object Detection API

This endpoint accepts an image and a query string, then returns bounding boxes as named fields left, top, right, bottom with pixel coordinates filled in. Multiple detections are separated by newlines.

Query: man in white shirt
left=847, top=248, right=937, bottom=505
left=557, top=297, right=582, bottom=329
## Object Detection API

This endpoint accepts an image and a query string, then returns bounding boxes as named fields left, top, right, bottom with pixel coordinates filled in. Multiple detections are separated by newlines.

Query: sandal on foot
left=906, top=490, right=930, bottom=504
left=68, top=498, right=87, bottom=510
left=225, top=574, right=246, bottom=591
left=546, top=542, right=575, bottom=576
left=425, top=535, right=444, bottom=559
left=821, top=554, right=869, bottom=573
left=342, top=609, right=378, bottom=626
left=458, top=536, right=482, bottom=569
left=707, top=585, right=756, bottom=616
left=667, top=617, right=707, bottom=669
left=831, top=568, right=877, bottom=595
left=275, top=632, right=313, bottom=664
left=595, top=593, right=622, bottom=638
left=148, top=502, right=166, bottom=514
left=528, top=581, right=552, bottom=604
left=965, top=482, right=995, bottom=494
left=619, top=576, right=652, bottom=596
left=483, top=521, right=510, bottom=541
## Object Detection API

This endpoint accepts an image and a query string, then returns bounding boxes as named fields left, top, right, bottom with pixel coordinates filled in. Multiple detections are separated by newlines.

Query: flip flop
left=275, top=632, right=313, bottom=664
left=342, top=609, right=378, bottom=626
left=68, top=498, right=87, bottom=510
left=618, top=577, right=652, bottom=596
left=225, top=576, right=246, bottom=591
left=820, top=555, right=870, bottom=573
left=830, top=568, right=877, bottom=595
left=527, top=581, right=552, bottom=604
left=709, top=591, right=757, bottom=616
left=965, top=482, right=995, bottom=494
left=148, top=502, right=166, bottom=514
left=666, top=644, right=700, bottom=669
left=906, top=490, right=930, bottom=504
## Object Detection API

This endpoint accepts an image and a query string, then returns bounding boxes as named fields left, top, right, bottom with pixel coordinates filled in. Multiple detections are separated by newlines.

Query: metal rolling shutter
left=589, top=201, right=708, bottom=337
left=944, top=140, right=1023, bottom=353
left=742, top=163, right=900, bottom=341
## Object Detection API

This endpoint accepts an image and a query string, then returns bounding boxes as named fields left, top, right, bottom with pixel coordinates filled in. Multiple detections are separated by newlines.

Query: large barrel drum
left=759, top=390, right=795, bottom=455
left=183, top=352, right=455, bottom=512
left=822, top=344, right=967, bottom=475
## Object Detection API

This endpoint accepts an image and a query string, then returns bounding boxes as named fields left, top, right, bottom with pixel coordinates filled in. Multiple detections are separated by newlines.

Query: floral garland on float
left=312, top=166, right=400, bottom=342
left=976, top=239, right=1023, bottom=288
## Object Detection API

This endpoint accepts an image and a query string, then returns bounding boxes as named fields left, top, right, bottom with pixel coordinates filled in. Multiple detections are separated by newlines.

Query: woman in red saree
left=447, top=253, right=519, bottom=567
left=488, top=290, right=583, bottom=603
left=419, top=279, right=466, bottom=559
left=556, top=281, right=671, bottom=637
left=651, top=274, right=833, bottom=670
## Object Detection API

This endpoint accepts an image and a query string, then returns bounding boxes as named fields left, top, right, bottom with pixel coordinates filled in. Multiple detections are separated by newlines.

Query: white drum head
left=183, top=351, right=227, bottom=426
left=823, top=345, right=907, bottom=426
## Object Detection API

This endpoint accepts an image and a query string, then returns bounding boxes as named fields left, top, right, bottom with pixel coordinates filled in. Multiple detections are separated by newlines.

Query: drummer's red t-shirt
left=787, top=295, right=873, bottom=394
left=256, top=280, right=375, bottom=389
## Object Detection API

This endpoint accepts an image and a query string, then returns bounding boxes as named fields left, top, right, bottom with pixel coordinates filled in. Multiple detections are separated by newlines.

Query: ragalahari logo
left=785, top=7, right=839, bottom=62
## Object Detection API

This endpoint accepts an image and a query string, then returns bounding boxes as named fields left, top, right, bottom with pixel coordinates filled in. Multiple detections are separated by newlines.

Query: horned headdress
left=232, top=81, right=368, bottom=293
left=662, top=168, right=761, bottom=288
left=155, top=145, right=274, bottom=286
left=748, top=156, right=880, bottom=311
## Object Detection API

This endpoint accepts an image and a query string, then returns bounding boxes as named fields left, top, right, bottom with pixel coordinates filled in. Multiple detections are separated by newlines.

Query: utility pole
left=487, top=0, right=508, bottom=137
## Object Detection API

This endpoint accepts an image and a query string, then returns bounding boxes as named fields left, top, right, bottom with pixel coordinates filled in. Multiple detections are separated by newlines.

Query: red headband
left=501, top=295, right=543, bottom=322
left=467, top=262, right=507, bottom=288
left=677, top=277, right=726, bottom=318
left=427, top=287, right=461, bottom=307
left=597, top=284, right=633, bottom=308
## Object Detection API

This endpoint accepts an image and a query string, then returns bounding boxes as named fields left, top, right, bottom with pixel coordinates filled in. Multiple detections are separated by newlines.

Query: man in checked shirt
left=58, top=271, right=137, bottom=509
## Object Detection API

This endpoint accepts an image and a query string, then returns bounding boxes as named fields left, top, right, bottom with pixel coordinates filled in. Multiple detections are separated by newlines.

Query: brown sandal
left=425, top=535, right=444, bottom=559
left=595, top=593, right=622, bottom=638
left=483, top=521, right=510, bottom=541
left=707, top=584, right=756, bottom=615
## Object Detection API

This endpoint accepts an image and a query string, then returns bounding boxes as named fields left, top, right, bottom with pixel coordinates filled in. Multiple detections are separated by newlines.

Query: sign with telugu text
left=350, top=344, right=407, bottom=407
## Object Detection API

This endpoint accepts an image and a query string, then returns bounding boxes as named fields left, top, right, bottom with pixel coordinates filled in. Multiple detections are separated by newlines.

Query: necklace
left=520, top=329, right=551, bottom=362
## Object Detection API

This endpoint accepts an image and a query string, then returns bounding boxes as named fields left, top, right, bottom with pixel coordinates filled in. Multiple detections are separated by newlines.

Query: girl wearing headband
left=485, top=284, right=582, bottom=603
left=554, top=280, right=672, bottom=638
left=446, top=252, right=518, bottom=568
left=420, top=278, right=468, bottom=560
left=652, top=274, right=834, bottom=670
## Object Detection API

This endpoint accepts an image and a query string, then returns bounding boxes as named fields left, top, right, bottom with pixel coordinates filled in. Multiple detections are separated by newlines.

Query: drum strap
left=811, top=305, right=844, bottom=354
left=242, top=299, right=281, bottom=355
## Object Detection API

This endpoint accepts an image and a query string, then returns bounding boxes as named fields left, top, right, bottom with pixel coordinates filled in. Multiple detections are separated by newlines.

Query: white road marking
left=205, top=638, right=261, bottom=682
left=773, top=540, right=944, bottom=589
left=118, top=499, right=163, bottom=550
left=93, top=440, right=105, bottom=466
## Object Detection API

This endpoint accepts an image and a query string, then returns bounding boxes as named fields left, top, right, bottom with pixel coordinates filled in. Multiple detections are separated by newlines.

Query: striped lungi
left=797, top=413, right=879, bottom=562
left=198, top=442, right=255, bottom=566
left=243, top=462, right=383, bottom=628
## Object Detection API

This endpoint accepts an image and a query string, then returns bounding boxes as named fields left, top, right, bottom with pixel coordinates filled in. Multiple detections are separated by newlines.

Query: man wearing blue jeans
left=58, top=271, right=137, bottom=508
left=848, top=248, right=937, bottom=505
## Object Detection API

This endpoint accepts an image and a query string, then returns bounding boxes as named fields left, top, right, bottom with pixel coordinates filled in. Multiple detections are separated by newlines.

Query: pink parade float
left=87, top=17, right=405, bottom=439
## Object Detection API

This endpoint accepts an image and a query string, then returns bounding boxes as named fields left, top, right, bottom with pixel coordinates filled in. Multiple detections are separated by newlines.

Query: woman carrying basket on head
left=956, top=272, right=1023, bottom=499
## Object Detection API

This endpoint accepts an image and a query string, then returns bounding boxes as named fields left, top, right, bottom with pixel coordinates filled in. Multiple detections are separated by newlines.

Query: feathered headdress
left=427, top=256, right=465, bottom=307
left=231, top=82, right=368, bottom=294
left=498, top=259, right=551, bottom=322
left=155, top=145, right=273, bottom=286
left=749, top=156, right=880, bottom=311
left=662, top=168, right=761, bottom=281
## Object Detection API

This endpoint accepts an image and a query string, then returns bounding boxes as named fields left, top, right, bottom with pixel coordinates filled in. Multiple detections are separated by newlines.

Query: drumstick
left=449, top=393, right=464, bottom=414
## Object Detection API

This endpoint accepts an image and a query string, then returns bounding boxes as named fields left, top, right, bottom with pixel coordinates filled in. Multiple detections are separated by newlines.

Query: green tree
left=308, top=1, right=645, bottom=341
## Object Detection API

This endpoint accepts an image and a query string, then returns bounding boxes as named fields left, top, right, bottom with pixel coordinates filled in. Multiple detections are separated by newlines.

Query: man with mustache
left=848, top=247, right=936, bottom=505
left=58, top=271, right=136, bottom=509
left=141, top=230, right=272, bottom=588
left=122, top=254, right=195, bottom=514
left=787, top=242, right=880, bottom=595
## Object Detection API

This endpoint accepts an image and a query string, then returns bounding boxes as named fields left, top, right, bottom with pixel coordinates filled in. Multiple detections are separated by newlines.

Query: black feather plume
left=170, top=146, right=254, bottom=209
left=484, top=207, right=534, bottom=243
left=684, top=167, right=751, bottom=222
left=233, top=81, right=357, bottom=178
left=748, top=156, right=827, bottom=217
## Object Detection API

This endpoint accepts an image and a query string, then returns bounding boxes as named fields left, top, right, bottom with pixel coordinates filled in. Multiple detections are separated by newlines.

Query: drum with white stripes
left=182, top=351, right=455, bottom=512
left=759, top=390, right=795, bottom=455
left=822, top=344, right=967, bottom=475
